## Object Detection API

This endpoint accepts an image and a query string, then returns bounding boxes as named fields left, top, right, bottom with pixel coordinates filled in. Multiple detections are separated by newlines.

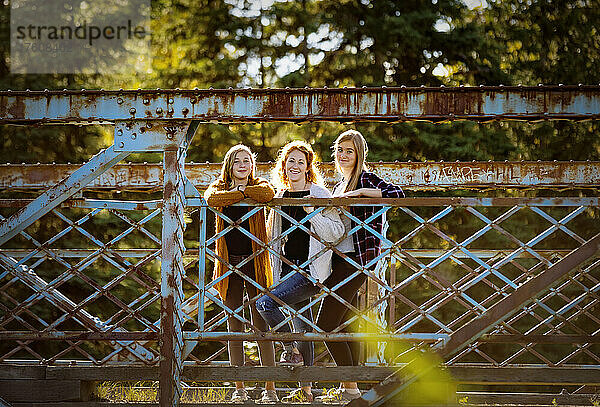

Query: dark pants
left=316, top=252, right=365, bottom=366
left=224, top=254, right=275, bottom=368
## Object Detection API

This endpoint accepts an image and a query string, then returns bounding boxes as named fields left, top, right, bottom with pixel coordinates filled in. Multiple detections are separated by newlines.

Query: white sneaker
left=257, top=389, right=279, bottom=403
left=315, top=387, right=361, bottom=404
left=230, top=388, right=249, bottom=403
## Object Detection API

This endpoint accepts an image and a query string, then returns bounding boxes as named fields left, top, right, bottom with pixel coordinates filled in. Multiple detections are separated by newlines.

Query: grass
left=96, top=381, right=158, bottom=403
left=95, top=381, right=229, bottom=403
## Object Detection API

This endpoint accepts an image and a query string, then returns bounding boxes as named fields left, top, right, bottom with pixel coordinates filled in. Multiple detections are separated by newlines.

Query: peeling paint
left=2, top=161, right=598, bottom=191
left=2, top=86, right=597, bottom=123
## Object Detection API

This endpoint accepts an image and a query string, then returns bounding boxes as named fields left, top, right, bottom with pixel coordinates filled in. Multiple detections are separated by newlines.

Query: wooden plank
left=182, top=366, right=393, bottom=383
left=0, top=380, right=81, bottom=402
left=9, top=404, right=320, bottom=407
left=46, top=365, right=394, bottom=382
left=456, top=391, right=596, bottom=406
left=0, top=365, right=46, bottom=380
left=450, top=366, right=600, bottom=385
left=10, top=404, right=159, bottom=407
left=46, top=366, right=157, bottom=381
left=42, top=365, right=600, bottom=385
left=10, top=404, right=217, bottom=407
left=79, top=382, right=97, bottom=403
left=13, top=405, right=438, bottom=407
left=6, top=391, right=600, bottom=406
left=8, top=393, right=600, bottom=407
left=573, top=385, right=599, bottom=394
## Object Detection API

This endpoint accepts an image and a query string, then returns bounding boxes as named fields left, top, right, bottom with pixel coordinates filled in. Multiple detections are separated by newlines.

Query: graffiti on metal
left=1, top=161, right=599, bottom=191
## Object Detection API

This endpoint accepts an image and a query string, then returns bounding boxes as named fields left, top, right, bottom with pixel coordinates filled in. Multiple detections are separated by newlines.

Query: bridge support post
left=159, top=146, right=187, bottom=406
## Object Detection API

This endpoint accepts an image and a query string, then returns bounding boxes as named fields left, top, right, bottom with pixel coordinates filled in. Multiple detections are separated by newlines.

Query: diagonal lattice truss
left=391, top=202, right=600, bottom=366
left=0, top=202, right=164, bottom=364
left=1, top=197, right=599, bottom=368
left=185, top=198, right=600, bottom=367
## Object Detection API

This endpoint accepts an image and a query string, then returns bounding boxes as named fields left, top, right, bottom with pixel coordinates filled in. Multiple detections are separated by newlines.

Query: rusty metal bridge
left=0, top=86, right=599, bottom=406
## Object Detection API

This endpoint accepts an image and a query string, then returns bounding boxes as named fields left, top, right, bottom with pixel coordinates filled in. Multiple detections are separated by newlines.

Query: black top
left=223, top=205, right=253, bottom=255
left=282, top=189, right=311, bottom=261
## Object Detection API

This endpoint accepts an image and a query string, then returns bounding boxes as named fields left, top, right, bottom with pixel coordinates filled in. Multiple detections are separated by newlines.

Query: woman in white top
left=256, top=140, right=344, bottom=402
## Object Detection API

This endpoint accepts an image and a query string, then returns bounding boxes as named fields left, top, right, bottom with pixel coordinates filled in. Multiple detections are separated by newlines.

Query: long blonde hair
left=272, top=140, right=324, bottom=190
left=220, top=144, right=257, bottom=188
left=334, top=129, right=369, bottom=192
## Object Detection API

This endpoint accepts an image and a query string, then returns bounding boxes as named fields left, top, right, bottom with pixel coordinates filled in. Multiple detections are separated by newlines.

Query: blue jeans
left=256, top=262, right=319, bottom=376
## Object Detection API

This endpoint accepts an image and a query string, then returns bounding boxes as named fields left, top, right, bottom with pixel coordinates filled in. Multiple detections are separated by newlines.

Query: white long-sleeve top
left=268, top=183, right=345, bottom=284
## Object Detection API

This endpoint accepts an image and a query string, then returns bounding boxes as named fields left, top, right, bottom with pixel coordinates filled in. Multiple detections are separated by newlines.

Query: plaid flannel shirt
left=347, top=171, right=404, bottom=269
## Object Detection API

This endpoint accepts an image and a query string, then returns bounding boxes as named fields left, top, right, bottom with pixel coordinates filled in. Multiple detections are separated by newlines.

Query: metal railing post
left=198, top=204, right=207, bottom=331
left=160, top=147, right=186, bottom=406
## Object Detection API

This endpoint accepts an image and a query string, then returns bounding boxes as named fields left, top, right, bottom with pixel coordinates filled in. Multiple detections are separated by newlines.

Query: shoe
left=315, top=387, right=361, bottom=404
left=257, top=389, right=279, bottom=403
left=230, top=388, right=249, bottom=403
left=279, top=349, right=304, bottom=366
left=281, top=387, right=314, bottom=403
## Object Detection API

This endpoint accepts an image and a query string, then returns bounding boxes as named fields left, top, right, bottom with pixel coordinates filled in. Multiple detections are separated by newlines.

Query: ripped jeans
left=256, top=261, right=319, bottom=382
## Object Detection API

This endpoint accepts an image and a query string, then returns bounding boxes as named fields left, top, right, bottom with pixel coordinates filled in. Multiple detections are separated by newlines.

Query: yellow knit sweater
left=204, top=177, right=274, bottom=300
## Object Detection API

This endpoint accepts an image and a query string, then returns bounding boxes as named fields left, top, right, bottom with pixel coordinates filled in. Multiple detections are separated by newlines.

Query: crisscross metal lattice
left=179, top=197, right=599, bottom=373
left=2, top=186, right=599, bottom=406
left=0, top=204, right=162, bottom=364
left=1, top=86, right=599, bottom=406
left=387, top=200, right=600, bottom=366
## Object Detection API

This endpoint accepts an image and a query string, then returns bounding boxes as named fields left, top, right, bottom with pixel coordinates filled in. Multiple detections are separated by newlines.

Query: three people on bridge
left=204, top=129, right=403, bottom=403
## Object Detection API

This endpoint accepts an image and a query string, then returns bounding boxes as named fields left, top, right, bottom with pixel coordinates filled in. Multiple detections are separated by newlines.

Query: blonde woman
left=256, top=140, right=344, bottom=403
left=315, top=130, right=404, bottom=403
left=204, top=144, right=278, bottom=403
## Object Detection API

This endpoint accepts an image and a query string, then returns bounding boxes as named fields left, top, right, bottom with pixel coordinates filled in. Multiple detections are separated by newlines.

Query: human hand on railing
left=303, top=195, right=314, bottom=213
left=336, top=189, right=361, bottom=198
left=336, top=188, right=382, bottom=198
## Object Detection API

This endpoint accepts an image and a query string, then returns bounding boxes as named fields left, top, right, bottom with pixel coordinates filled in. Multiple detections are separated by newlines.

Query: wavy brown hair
left=333, top=129, right=370, bottom=192
left=271, top=140, right=324, bottom=190
left=220, top=144, right=257, bottom=188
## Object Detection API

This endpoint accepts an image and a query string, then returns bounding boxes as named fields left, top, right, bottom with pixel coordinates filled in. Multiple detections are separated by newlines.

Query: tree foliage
left=2, top=0, right=599, bottom=162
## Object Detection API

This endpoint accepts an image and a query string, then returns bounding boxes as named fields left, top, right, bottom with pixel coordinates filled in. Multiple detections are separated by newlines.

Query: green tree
left=478, top=0, right=600, bottom=160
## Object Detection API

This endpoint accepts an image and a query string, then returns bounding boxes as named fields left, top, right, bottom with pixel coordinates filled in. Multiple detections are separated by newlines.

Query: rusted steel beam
left=2, top=161, right=598, bottom=191
left=478, top=334, right=600, bottom=343
left=0, top=248, right=572, bottom=260
left=210, top=196, right=600, bottom=206
left=0, top=197, right=598, bottom=209
left=0, top=86, right=599, bottom=123
left=0, top=331, right=160, bottom=341
left=159, top=148, right=186, bottom=406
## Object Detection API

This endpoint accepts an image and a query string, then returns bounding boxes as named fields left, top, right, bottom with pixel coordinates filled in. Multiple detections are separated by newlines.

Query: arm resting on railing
left=346, top=171, right=405, bottom=198
left=306, top=184, right=345, bottom=243
left=204, top=180, right=244, bottom=207
left=243, top=178, right=275, bottom=203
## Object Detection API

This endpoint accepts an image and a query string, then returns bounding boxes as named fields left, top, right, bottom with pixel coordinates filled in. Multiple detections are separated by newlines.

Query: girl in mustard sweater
left=204, top=144, right=278, bottom=403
